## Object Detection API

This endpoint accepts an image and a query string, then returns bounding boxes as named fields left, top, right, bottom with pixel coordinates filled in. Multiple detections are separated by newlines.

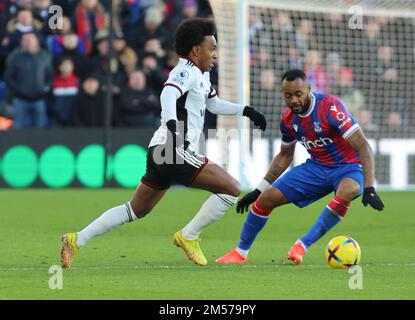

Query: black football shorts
left=141, top=145, right=208, bottom=190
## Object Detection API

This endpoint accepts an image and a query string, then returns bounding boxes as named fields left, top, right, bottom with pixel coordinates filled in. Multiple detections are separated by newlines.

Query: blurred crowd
left=0, top=0, right=215, bottom=129
left=249, top=10, right=415, bottom=135
left=1, top=2, right=413, bottom=135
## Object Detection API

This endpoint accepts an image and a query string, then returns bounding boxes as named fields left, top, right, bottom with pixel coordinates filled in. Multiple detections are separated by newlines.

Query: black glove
left=362, top=187, right=384, bottom=211
left=236, top=189, right=261, bottom=213
left=243, top=106, right=267, bottom=131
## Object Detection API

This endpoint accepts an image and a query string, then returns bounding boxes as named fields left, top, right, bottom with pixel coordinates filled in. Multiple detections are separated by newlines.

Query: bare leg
left=75, top=183, right=168, bottom=247
left=190, top=161, right=241, bottom=196
left=130, top=183, right=169, bottom=218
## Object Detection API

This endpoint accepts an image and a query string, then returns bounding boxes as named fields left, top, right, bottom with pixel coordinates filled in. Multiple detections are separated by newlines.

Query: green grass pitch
left=0, top=189, right=414, bottom=299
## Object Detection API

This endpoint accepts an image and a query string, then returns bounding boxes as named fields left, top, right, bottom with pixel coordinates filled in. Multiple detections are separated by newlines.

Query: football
left=325, top=235, right=361, bottom=269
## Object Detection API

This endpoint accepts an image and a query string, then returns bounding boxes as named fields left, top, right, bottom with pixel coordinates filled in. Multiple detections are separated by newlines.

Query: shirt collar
left=298, top=92, right=316, bottom=118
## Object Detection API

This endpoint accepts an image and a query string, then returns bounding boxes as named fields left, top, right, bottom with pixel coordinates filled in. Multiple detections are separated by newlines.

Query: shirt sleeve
left=164, top=67, right=197, bottom=96
left=206, top=87, right=244, bottom=115
left=160, top=85, right=181, bottom=122
left=326, top=98, right=360, bottom=139
left=280, top=119, right=296, bottom=147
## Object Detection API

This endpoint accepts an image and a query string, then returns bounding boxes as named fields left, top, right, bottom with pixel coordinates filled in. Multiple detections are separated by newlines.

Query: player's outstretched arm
left=347, top=129, right=384, bottom=211
left=236, top=144, right=295, bottom=213
left=206, top=96, right=267, bottom=131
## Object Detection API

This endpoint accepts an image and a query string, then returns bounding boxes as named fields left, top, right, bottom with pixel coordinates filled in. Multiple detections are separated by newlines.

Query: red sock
left=327, top=196, right=350, bottom=219
left=251, top=200, right=272, bottom=217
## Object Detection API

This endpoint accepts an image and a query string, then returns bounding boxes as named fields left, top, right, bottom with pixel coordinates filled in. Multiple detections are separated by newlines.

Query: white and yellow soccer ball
left=325, top=235, right=361, bottom=269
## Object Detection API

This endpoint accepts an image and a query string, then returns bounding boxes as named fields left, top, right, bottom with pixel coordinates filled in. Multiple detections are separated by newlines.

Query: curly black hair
left=174, top=18, right=216, bottom=57
left=281, top=69, right=307, bottom=82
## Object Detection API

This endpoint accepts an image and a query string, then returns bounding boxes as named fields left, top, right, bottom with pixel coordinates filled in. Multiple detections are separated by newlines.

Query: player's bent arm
left=263, top=143, right=296, bottom=184
left=346, top=129, right=375, bottom=188
left=236, top=142, right=295, bottom=213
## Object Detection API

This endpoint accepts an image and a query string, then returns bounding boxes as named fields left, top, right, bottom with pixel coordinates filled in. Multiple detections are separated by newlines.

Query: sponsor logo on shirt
left=300, top=136, right=333, bottom=150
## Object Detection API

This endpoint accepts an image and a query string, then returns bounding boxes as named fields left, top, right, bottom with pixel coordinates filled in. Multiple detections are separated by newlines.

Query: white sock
left=236, top=247, right=249, bottom=258
left=181, top=194, right=238, bottom=240
left=76, top=202, right=138, bottom=247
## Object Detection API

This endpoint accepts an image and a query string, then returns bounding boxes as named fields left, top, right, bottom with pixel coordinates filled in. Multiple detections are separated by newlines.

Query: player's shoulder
left=280, top=107, right=294, bottom=123
left=169, top=59, right=201, bottom=80
left=315, top=92, right=345, bottom=111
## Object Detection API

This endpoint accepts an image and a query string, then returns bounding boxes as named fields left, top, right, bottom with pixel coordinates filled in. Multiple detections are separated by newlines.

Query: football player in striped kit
left=217, top=69, right=384, bottom=265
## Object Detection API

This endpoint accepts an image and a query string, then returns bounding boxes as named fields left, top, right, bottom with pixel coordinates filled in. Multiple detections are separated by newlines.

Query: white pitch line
left=0, top=263, right=414, bottom=272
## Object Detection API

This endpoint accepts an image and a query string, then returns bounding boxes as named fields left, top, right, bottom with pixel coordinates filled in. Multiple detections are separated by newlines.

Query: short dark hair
left=281, top=69, right=307, bottom=82
left=174, top=18, right=216, bottom=57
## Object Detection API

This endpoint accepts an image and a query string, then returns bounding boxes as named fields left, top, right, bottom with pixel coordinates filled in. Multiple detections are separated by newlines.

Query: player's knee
left=229, top=179, right=241, bottom=197
left=258, top=189, right=278, bottom=210
left=339, top=185, right=361, bottom=201
left=351, top=186, right=361, bottom=199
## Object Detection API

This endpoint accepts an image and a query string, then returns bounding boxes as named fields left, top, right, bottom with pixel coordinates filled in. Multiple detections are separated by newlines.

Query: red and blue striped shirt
left=280, top=92, right=361, bottom=165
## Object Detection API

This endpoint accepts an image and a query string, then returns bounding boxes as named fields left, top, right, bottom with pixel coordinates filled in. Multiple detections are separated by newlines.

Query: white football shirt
left=149, top=58, right=216, bottom=153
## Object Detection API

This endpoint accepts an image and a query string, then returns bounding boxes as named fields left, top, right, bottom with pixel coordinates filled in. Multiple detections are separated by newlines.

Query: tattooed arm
left=264, top=144, right=296, bottom=183
left=236, top=143, right=295, bottom=213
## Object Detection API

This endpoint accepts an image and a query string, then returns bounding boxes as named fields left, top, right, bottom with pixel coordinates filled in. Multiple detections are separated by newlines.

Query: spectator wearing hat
left=114, top=31, right=138, bottom=75
left=128, top=5, right=169, bottom=55
left=91, top=30, right=128, bottom=97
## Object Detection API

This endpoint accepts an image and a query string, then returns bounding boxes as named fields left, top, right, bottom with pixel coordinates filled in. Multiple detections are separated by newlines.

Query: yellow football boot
left=173, top=230, right=207, bottom=266
left=61, top=233, right=79, bottom=269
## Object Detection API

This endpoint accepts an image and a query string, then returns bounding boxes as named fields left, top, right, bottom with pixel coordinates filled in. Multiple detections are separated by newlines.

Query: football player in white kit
left=61, top=18, right=267, bottom=268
